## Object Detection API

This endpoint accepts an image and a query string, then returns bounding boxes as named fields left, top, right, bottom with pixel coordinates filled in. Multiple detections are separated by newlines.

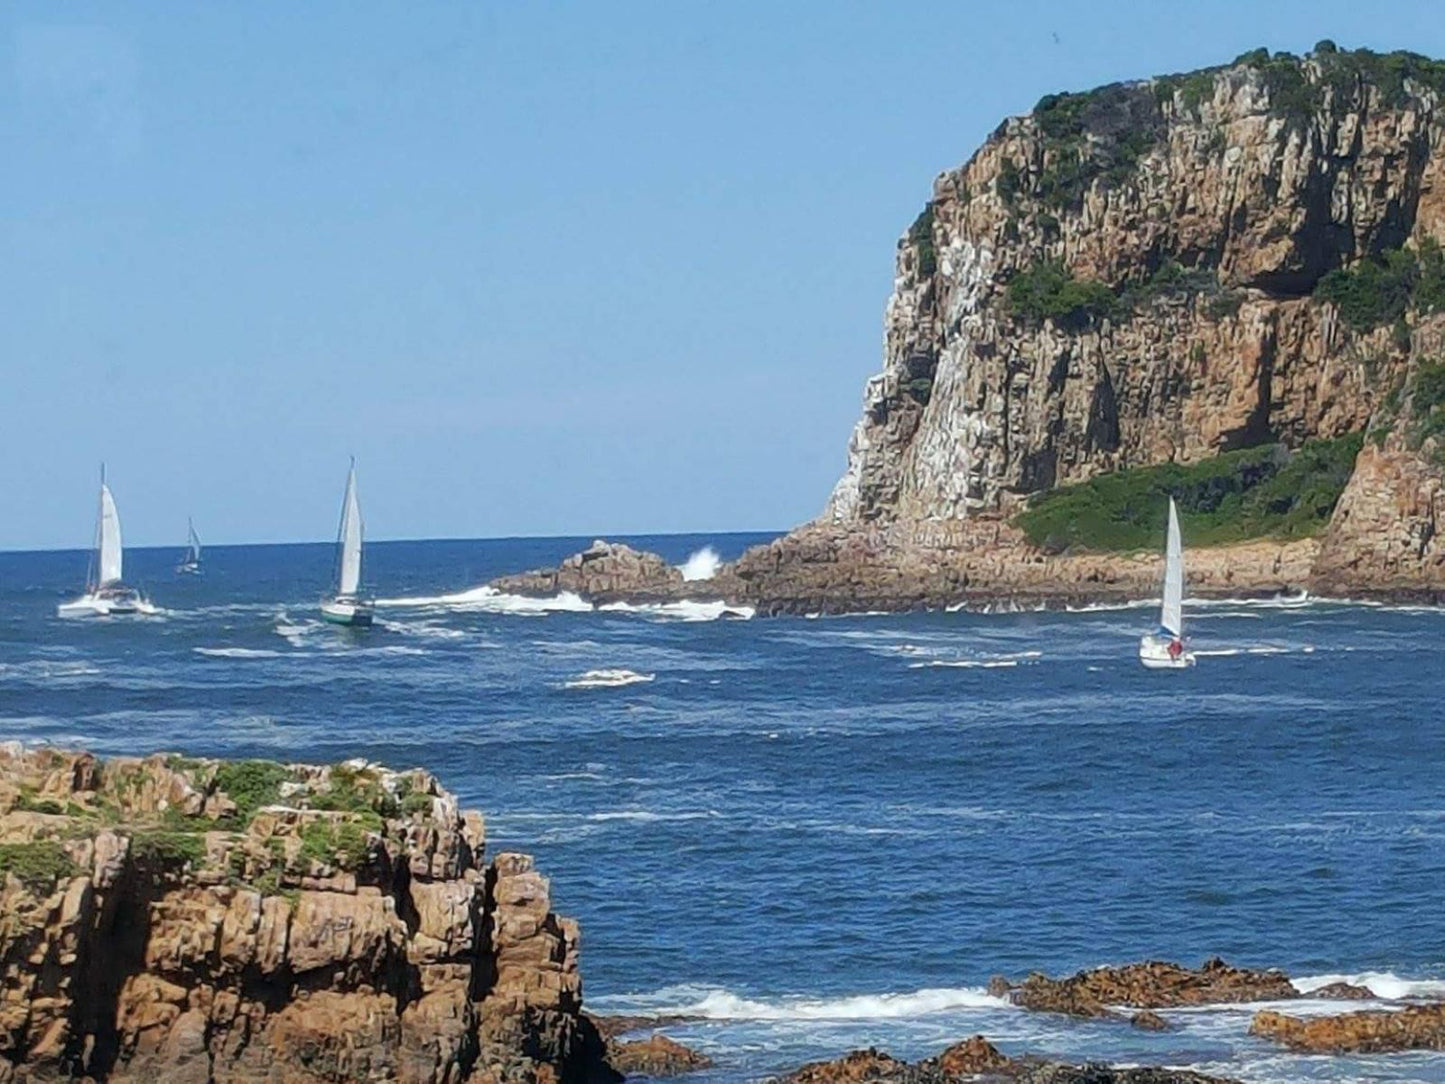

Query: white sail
left=98, top=484, right=123, bottom=586
left=336, top=464, right=363, bottom=597
left=1161, top=497, right=1184, bottom=637
left=187, top=519, right=201, bottom=562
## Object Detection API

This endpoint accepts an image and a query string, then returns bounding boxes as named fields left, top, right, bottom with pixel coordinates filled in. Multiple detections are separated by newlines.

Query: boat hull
left=58, top=589, right=156, bottom=618
left=1139, top=634, right=1196, bottom=669
left=176, top=562, right=202, bottom=576
left=321, top=597, right=375, bottom=627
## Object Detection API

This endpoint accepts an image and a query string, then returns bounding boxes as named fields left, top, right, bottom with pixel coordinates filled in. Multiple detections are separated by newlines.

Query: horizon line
left=0, top=526, right=790, bottom=558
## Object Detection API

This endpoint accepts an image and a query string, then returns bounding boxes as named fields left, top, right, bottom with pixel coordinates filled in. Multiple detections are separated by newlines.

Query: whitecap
left=598, top=599, right=755, bottom=622
left=194, top=647, right=283, bottom=660
left=1293, top=971, right=1445, bottom=1000
left=376, top=586, right=593, bottom=614
left=564, top=669, right=656, bottom=689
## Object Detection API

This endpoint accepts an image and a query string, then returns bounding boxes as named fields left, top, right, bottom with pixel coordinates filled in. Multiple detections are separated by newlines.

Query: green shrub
left=213, top=760, right=291, bottom=821
left=907, top=202, right=937, bottom=277
left=13, top=789, right=63, bottom=816
left=309, top=763, right=397, bottom=821
left=0, top=842, right=77, bottom=888
left=401, top=791, right=435, bottom=817
left=130, top=830, right=206, bottom=869
left=1006, top=261, right=1119, bottom=330
left=1014, top=434, right=1364, bottom=551
left=1315, top=248, right=1419, bottom=330
left=299, top=820, right=373, bottom=871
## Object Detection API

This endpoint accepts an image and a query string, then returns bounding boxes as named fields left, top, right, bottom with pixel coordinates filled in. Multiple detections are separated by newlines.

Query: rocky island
left=495, top=45, right=1445, bottom=614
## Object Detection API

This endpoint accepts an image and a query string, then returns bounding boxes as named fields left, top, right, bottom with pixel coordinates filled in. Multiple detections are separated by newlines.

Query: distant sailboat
left=1139, top=497, right=1196, bottom=669
left=57, top=468, right=155, bottom=618
left=319, top=459, right=374, bottom=627
left=176, top=517, right=202, bottom=575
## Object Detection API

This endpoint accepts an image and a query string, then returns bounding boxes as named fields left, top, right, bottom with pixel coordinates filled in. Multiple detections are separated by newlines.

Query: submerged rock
left=605, top=1034, right=714, bottom=1077
left=1312, top=980, right=1376, bottom=1000
left=0, top=744, right=615, bottom=1084
left=1250, top=1001, right=1445, bottom=1053
left=770, top=1036, right=1237, bottom=1083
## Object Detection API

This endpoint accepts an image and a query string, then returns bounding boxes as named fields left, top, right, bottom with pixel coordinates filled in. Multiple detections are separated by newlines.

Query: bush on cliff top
left=1315, top=239, right=1445, bottom=332
left=0, top=841, right=77, bottom=888
left=1014, top=434, right=1363, bottom=552
left=213, top=759, right=292, bottom=821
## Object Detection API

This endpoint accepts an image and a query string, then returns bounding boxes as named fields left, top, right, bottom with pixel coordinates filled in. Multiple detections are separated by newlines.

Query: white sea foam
left=1293, top=972, right=1445, bottom=1000
left=678, top=546, right=721, bottom=582
left=908, top=650, right=1040, bottom=670
left=598, top=599, right=755, bottom=622
left=194, top=647, right=283, bottom=660
left=376, top=586, right=594, bottom=614
left=585, top=809, right=721, bottom=822
left=592, top=984, right=1008, bottom=1021
left=564, top=669, right=656, bottom=689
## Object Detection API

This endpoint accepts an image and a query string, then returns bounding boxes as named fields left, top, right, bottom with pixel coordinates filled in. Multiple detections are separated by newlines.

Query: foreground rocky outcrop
left=771, top=1036, right=1236, bottom=1083
left=494, top=47, right=1445, bottom=615
left=1251, top=1001, right=1445, bottom=1054
left=0, top=745, right=617, bottom=1084
left=995, top=957, right=1299, bottom=1020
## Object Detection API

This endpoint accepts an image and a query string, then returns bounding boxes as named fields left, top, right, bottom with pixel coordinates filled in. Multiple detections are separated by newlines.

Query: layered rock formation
left=1251, top=1001, right=1445, bottom=1053
left=491, top=541, right=686, bottom=603
left=0, top=745, right=614, bottom=1084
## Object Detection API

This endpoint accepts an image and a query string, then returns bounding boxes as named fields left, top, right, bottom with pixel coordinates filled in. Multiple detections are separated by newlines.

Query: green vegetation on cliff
left=1006, top=261, right=1118, bottom=329
left=1314, top=239, right=1445, bottom=331
left=0, top=841, right=77, bottom=888
left=1015, top=434, right=1364, bottom=552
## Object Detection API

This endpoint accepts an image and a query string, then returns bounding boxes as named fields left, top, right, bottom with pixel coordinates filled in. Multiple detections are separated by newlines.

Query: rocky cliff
left=0, top=745, right=615, bottom=1084
left=800, top=45, right=1445, bottom=606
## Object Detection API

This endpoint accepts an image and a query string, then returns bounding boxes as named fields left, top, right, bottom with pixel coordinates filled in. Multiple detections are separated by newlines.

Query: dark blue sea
left=2, top=532, right=1444, bottom=1082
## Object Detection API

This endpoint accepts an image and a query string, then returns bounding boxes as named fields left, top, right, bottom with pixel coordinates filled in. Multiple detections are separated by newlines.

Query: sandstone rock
left=925, top=1035, right=1011, bottom=1076
left=0, top=746, right=611, bottom=1084
left=605, top=1034, right=713, bottom=1077
left=1250, top=1001, right=1445, bottom=1053
left=1312, top=981, right=1376, bottom=1000
left=1008, top=958, right=1297, bottom=1017
left=492, top=541, right=687, bottom=602
left=1130, top=1010, right=1170, bottom=1031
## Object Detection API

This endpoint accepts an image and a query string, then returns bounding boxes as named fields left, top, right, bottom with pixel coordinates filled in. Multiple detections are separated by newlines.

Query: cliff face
left=0, top=746, right=611, bottom=1084
left=813, top=46, right=1445, bottom=598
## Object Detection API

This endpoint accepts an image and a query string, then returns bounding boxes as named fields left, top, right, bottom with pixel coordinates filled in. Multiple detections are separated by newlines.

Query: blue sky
left=4, top=3, right=1442, bottom=549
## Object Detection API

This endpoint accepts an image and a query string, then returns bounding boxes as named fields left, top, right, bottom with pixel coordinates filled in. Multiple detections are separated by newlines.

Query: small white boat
left=176, top=517, right=202, bottom=575
left=320, top=460, right=374, bottom=627
left=1139, top=496, right=1196, bottom=669
left=58, top=469, right=156, bottom=618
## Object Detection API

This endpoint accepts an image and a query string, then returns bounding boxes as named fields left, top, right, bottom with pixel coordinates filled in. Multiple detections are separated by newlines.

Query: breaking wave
left=679, top=546, right=721, bottom=582
left=591, top=984, right=1009, bottom=1021
left=598, top=599, right=754, bottom=622
left=376, top=586, right=593, bottom=614
left=1293, top=971, right=1445, bottom=1000
left=194, top=647, right=283, bottom=659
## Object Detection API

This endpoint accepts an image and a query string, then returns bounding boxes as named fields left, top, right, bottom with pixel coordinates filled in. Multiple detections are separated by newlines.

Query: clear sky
left=4, top=2, right=1443, bottom=549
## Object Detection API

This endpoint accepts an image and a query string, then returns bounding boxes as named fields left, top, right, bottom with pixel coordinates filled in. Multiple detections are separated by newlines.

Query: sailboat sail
left=98, top=484, right=123, bottom=586
left=336, top=465, right=363, bottom=598
left=1160, top=497, right=1184, bottom=637
left=186, top=519, right=201, bottom=563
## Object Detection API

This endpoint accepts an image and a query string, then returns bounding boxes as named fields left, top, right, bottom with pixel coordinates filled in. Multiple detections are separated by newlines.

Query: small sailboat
left=58, top=468, right=155, bottom=618
left=176, top=517, right=202, bottom=575
left=1139, top=497, right=1196, bottom=669
left=319, top=459, right=375, bottom=627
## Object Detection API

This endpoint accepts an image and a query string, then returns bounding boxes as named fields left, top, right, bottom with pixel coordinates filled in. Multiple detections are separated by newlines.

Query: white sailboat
left=176, top=517, right=202, bottom=575
left=57, top=469, right=156, bottom=618
left=1139, top=497, right=1195, bottom=668
left=320, top=459, right=374, bottom=627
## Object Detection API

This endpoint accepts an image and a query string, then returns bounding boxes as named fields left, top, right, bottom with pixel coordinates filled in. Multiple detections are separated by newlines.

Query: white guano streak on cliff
left=901, top=240, right=994, bottom=520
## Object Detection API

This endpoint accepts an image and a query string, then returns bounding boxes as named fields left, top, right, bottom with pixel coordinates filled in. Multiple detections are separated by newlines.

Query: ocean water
left=2, top=532, right=1444, bottom=1082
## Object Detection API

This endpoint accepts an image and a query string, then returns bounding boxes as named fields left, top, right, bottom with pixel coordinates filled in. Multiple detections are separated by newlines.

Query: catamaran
left=1139, top=496, right=1196, bottom=669
left=320, top=460, right=374, bottom=627
left=57, top=469, right=155, bottom=618
left=176, top=517, right=202, bottom=575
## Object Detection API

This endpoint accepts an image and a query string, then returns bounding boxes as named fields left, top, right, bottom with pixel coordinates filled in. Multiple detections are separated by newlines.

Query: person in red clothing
left=1168, top=637, right=1183, bottom=660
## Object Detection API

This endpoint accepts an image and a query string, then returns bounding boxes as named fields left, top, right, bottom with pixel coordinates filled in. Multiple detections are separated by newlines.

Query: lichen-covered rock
left=1250, top=1001, right=1445, bottom=1053
left=0, top=745, right=615, bottom=1084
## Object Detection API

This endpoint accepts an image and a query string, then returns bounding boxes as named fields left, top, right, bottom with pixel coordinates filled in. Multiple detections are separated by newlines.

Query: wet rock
left=1008, top=958, right=1297, bottom=1018
left=1312, top=981, right=1376, bottom=1000
left=1130, top=1010, right=1170, bottom=1031
left=925, top=1035, right=1012, bottom=1076
left=492, top=540, right=687, bottom=601
left=1250, top=1001, right=1445, bottom=1053
left=606, top=1034, right=714, bottom=1077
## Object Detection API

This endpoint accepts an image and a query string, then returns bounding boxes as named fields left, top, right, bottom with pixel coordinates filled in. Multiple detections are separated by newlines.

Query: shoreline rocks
left=770, top=1036, right=1237, bottom=1083
left=0, top=745, right=618, bottom=1084
left=995, top=957, right=1299, bottom=1020
left=1251, top=1001, right=1445, bottom=1054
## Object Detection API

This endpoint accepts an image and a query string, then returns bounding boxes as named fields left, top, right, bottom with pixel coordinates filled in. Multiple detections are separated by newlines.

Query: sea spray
left=679, top=546, right=721, bottom=581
